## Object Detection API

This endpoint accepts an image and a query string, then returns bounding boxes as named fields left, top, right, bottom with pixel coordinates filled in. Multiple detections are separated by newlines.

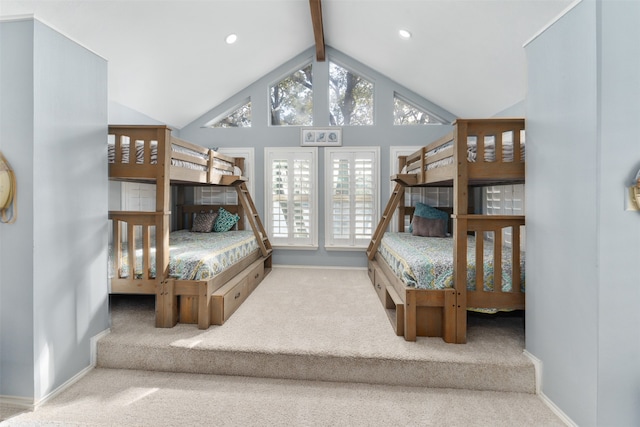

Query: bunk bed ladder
left=366, top=182, right=405, bottom=260
left=235, top=182, right=272, bottom=257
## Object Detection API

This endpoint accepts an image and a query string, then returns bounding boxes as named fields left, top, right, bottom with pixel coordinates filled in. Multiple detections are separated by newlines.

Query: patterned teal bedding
left=378, top=232, right=525, bottom=292
left=110, top=230, right=258, bottom=281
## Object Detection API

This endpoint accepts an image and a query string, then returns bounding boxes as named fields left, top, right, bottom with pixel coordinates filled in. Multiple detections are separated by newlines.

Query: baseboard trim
left=523, top=350, right=542, bottom=394
left=0, top=395, right=33, bottom=412
left=538, top=392, right=578, bottom=427
left=523, top=350, right=577, bottom=427
left=0, top=364, right=95, bottom=413
left=0, top=328, right=111, bottom=413
left=91, top=328, right=111, bottom=366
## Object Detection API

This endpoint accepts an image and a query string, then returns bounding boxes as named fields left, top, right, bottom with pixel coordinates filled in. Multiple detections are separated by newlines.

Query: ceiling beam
left=309, top=0, right=326, bottom=61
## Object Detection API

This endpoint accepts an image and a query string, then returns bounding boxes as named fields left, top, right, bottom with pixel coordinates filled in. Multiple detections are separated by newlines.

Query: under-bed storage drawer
left=371, top=261, right=388, bottom=305
left=210, top=275, right=248, bottom=325
left=367, top=260, right=375, bottom=283
left=245, top=259, right=265, bottom=294
left=371, top=260, right=404, bottom=337
left=210, top=257, right=265, bottom=325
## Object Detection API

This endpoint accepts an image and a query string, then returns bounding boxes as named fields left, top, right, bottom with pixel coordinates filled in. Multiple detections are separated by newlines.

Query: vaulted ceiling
left=0, top=0, right=572, bottom=128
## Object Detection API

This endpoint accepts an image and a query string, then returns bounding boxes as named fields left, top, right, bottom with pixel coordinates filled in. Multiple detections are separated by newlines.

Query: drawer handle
left=376, top=283, right=381, bottom=290
left=235, top=292, right=241, bottom=299
left=254, top=273, right=259, bottom=279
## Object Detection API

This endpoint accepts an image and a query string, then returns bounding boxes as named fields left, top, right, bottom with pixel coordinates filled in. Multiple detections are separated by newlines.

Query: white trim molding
left=523, top=350, right=578, bottom=427
left=523, top=0, right=583, bottom=47
left=0, top=328, right=111, bottom=414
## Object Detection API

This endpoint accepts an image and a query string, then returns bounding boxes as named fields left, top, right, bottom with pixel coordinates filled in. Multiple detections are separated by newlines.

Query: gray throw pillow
left=411, top=216, right=447, bottom=238
left=191, top=212, right=217, bottom=232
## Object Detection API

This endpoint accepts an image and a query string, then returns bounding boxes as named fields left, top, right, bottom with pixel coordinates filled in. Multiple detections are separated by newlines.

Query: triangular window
left=394, top=94, right=444, bottom=125
left=329, top=62, right=374, bottom=126
left=270, top=64, right=313, bottom=126
left=206, top=99, right=251, bottom=128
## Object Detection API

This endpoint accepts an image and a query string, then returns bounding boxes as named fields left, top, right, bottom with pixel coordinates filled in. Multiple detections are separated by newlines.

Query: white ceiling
left=0, top=0, right=572, bottom=128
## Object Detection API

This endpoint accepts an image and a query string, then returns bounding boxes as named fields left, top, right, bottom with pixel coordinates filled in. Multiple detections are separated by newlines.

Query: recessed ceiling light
left=399, top=29, right=412, bottom=39
left=225, top=33, right=238, bottom=44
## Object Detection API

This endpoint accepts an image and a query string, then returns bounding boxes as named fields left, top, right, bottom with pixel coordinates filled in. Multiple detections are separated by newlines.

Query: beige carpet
left=1, top=368, right=565, bottom=427
left=1, top=267, right=566, bottom=426
left=95, top=266, right=534, bottom=393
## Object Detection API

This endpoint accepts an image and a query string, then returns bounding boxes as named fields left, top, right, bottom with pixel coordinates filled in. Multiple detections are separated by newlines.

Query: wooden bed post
left=453, top=120, right=469, bottom=344
left=404, top=289, right=417, bottom=341
left=442, top=290, right=457, bottom=343
left=155, top=126, right=177, bottom=328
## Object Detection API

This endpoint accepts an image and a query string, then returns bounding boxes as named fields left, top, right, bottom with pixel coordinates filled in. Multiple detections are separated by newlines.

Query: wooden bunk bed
left=108, top=125, right=272, bottom=329
left=366, top=118, right=525, bottom=344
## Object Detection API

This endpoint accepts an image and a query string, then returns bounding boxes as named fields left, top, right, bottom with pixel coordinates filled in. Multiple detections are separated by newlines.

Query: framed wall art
left=300, top=127, right=342, bottom=146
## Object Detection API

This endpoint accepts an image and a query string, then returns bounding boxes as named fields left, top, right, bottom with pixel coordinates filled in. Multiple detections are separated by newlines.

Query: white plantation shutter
left=483, top=184, right=525, bottom=247
left=325, top=147, right=379, bottom=248
left=266, top=148, right=317, bottom=247
left=195, top=148, right=254, bottom=206
left=118, top=182, right=157, bottom=243
left=123, top=182, right=156, bottom=211
left=483, top=184, right=524, bottom=216
left=197, top=187, right=237, bottom=205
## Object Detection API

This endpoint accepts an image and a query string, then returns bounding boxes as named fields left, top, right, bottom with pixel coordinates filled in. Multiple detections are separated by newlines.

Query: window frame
left=324, top=146, right=379, bottom=250
left=264, top=147, right=318, bottom=248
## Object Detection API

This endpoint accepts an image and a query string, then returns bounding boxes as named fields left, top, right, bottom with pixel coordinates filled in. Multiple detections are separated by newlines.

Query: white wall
left=0, top=18, right=109, bottom=404
left=525, top=1, right=640, bottom=426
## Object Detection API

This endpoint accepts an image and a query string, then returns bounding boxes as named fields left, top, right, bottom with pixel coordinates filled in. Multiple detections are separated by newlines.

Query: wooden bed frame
left=108, top=125, right=272, bottom=329
left=367, top=118, right=525, bottom=344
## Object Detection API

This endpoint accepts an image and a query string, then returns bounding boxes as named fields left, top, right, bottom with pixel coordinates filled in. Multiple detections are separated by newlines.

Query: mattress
left=378, top=232, right=525, bottom=293
left=110, top=229, right=258, bottom=281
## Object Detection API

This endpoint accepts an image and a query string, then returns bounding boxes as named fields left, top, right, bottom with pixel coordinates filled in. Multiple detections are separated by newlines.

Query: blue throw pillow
left=213, top=207, right=240, bottom=232
left=410, top=202, right=450, bottom=233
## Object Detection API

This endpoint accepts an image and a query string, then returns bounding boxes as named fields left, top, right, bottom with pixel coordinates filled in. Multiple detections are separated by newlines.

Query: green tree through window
left=329, top=62, right=374, bottom=126
left=393, top=94, right=444, bottom=125
left=206, top=100, right=251, bottom=128
left=270, top=64, right=313, bottom=126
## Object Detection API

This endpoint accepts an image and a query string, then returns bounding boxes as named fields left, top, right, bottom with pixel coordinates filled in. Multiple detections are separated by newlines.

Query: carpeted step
left=98, top=267, right=535, bottom=393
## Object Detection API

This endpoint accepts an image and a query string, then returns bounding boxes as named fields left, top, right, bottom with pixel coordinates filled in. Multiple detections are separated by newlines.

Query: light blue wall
left=0, top=18, right=36, bottom=400
left=596, top=1, right=640, bottom=425
left=108, top=100, right=164, bottom=126
left=525, top=1, right=640, bottom=426
left=0, top=18, right=109, bottom=403
left=179, top=46, right=456, bottom=268
left=494, top=100, right=525, bottom=117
